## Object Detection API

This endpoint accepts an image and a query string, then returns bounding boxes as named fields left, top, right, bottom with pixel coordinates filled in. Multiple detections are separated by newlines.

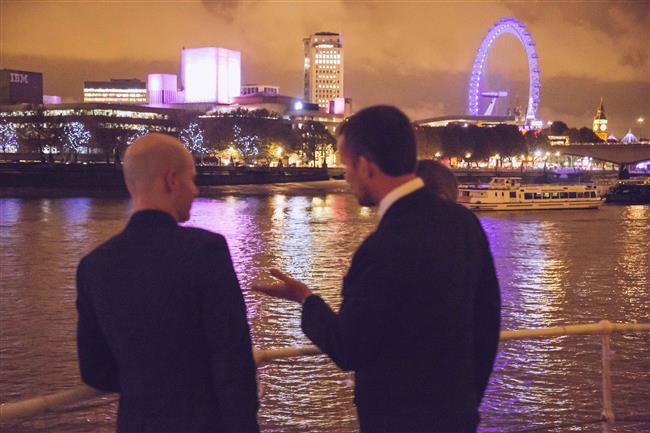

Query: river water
left=1, top=180, right=649, bottom=432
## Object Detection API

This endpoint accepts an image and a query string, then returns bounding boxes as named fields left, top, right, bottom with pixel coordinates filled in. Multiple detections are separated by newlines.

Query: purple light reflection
left=185, top=197, right=264, bottom=329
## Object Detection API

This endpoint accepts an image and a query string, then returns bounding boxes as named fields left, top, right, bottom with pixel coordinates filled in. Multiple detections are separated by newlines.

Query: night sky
left=2, top=0, right=649, bottom=137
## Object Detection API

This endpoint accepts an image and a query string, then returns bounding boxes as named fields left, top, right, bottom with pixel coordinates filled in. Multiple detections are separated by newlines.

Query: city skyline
left=1, top=1, right=648, bottom=136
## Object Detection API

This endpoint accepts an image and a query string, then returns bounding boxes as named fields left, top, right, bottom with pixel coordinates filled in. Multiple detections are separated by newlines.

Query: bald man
left=76, top=133, right=259, bottom=432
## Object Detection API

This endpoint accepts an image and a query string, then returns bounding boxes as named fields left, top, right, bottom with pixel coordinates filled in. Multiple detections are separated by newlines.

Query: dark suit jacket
left=302, top=187, right=501, bottom=433
left=76, top=210, right=259, bottom=433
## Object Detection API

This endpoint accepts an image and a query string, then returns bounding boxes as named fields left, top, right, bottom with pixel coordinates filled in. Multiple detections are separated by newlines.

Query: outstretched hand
left=251, top=269, right=313, bottom=304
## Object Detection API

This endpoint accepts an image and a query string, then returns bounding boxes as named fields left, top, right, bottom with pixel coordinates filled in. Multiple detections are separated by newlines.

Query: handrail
left=2, top=320, right=649, bottom=425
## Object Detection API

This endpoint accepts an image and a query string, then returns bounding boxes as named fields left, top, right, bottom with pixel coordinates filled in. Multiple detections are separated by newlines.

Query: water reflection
left=0, top=194, right=648, bottom=433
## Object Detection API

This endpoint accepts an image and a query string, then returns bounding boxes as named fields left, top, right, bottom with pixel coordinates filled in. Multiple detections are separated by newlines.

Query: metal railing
left=1, top=320, right=649, bottom=428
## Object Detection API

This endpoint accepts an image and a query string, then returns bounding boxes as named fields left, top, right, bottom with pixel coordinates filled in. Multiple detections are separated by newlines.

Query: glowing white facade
left=303, top=32, right=344, bottom=109
left=147, top=74, right=180, bottom=105
left=181, top=47, right=241, bottom=104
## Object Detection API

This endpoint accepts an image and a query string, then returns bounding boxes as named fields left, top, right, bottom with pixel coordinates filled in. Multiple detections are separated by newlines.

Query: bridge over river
left=551, top=143, right=650, bottom=165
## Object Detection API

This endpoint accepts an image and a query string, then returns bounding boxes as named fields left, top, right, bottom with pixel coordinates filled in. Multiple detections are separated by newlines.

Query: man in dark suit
left=254, top=106, right=500, bottom=432
left=76, top=133, right=259, bottom=432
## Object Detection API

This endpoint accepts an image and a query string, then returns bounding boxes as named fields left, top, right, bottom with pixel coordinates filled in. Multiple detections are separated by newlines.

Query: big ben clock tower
left=592, top=97, right=608, bottom=141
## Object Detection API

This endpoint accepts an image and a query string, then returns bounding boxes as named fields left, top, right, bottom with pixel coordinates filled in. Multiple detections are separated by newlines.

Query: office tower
left=181, top=47, right=241, bottom=104
left=303, top=32, right=343, bottom=110
left=1, top=69, right=44, bottom=104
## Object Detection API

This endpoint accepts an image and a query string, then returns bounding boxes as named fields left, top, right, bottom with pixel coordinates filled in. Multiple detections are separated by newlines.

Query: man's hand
left=251, top=269, right=313, bottom=304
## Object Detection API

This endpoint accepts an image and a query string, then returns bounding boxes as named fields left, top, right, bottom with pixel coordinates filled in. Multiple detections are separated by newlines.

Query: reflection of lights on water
left=62, top=198, right=91, bottom=225
left=272, top=194, right=287, bottom=222
left=479, top=215, right=575, bottom=421
left=311, top=196, right=335, bottom=219
left=359, top=206, right=372, bottom=218
left=617, top=205, right=650, bottom=300
left=2, top=193, right=648, bottom=432
left=0, top=199, right=21, bottom=225
left=40, top=199, right=52, bottom=222
left=273, top=194, right=287, bottom=206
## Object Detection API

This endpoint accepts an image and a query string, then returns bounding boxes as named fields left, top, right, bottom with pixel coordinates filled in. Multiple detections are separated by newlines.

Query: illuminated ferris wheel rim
left=468, top=17, right=541, bottom=121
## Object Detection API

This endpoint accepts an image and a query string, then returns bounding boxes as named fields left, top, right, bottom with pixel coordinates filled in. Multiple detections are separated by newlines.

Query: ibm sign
left=1, top=69, right=43, bottom=104
left=10, top=73, right=30, bottom=84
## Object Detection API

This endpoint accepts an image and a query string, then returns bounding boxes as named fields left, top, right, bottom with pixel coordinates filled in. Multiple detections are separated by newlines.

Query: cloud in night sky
left=1, top=0, right=648, bottom=137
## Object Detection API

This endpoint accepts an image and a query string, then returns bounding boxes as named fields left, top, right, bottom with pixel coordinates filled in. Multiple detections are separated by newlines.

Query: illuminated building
left=222, top=94, right=313, bottom=115
left=592, top=97, right=608, bottom=141
left=147, top=74, right=180, bottom=105
left=1, top=69, right=43, bottom=104
left=328, top=97, right=352, bottom=116
left=43, top=95, right=62, bottom=104
left=241, top=84, right=279, bottom=96
left=181, top=47, right=241, bottom=104
left=547, top=135, right=570, bottom=146
left=621, top=129, right=638, bottom=144
left=83, top=79, right=147, bottom=104
left=303, top=32, right=344, bottom=109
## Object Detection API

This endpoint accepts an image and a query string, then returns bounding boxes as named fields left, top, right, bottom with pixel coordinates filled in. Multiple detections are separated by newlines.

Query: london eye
left=468, top=17, right=541, bottom=123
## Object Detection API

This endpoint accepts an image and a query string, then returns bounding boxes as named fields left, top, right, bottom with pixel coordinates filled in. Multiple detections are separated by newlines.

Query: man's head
left=416, top=159, right=459, bottom=202
left=337, top=106, right=417, bottom=206
left=123, top=133, right=198, bottom=222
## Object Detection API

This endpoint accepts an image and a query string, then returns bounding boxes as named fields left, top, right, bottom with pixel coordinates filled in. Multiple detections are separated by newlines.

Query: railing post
left=599, top=320, right=615, bottom=428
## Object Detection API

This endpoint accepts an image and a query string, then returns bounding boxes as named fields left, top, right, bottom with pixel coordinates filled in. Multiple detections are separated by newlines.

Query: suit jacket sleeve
left=200, top=236, right=260, bottom=433
left=76, top=258, right=120, bottom=393
left=472, top=219, right=501, bottom=402
left=301, top=236, right=393, bottom=371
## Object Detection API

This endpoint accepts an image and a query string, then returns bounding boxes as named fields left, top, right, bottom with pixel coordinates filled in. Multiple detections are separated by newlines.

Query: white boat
left=458, top=177, right=602, bottom=211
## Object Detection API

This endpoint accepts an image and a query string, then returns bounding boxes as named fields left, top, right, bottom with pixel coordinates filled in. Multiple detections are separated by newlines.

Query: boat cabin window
left=524, top=193, right=533, bottom=200
left=551, top=192, right=559, bottom=199
left=509, top=192, right=517, bottom=198
left=534, top=193, right=542, bottom=200
left=569, top=192, right=577, bottom=198
left=543, top=192, right=551, bottom=199
left=590, top=191, right=596, bottom=198
left=560, top=192, right=569, bottom=199
left=577, top=192, right=584, bottom=198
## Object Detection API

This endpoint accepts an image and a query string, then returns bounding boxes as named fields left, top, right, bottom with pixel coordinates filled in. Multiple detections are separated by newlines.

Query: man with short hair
left=254, top=106, right=500, bottom=432
left=76, top=133, right=259, bottom=432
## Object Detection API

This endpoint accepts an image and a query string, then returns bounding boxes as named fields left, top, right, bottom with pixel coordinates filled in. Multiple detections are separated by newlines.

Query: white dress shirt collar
left=377, top=177, right=424, bottom=221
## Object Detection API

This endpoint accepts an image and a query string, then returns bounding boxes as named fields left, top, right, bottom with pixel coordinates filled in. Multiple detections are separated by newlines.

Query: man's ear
left=163, top=169, right=176, bottom=193
left=359, top=155, right=378, bottom=179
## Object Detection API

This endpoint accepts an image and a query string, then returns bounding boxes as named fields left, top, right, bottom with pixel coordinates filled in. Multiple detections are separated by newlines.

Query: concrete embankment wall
left=0, top=163, right=332, bottom=195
